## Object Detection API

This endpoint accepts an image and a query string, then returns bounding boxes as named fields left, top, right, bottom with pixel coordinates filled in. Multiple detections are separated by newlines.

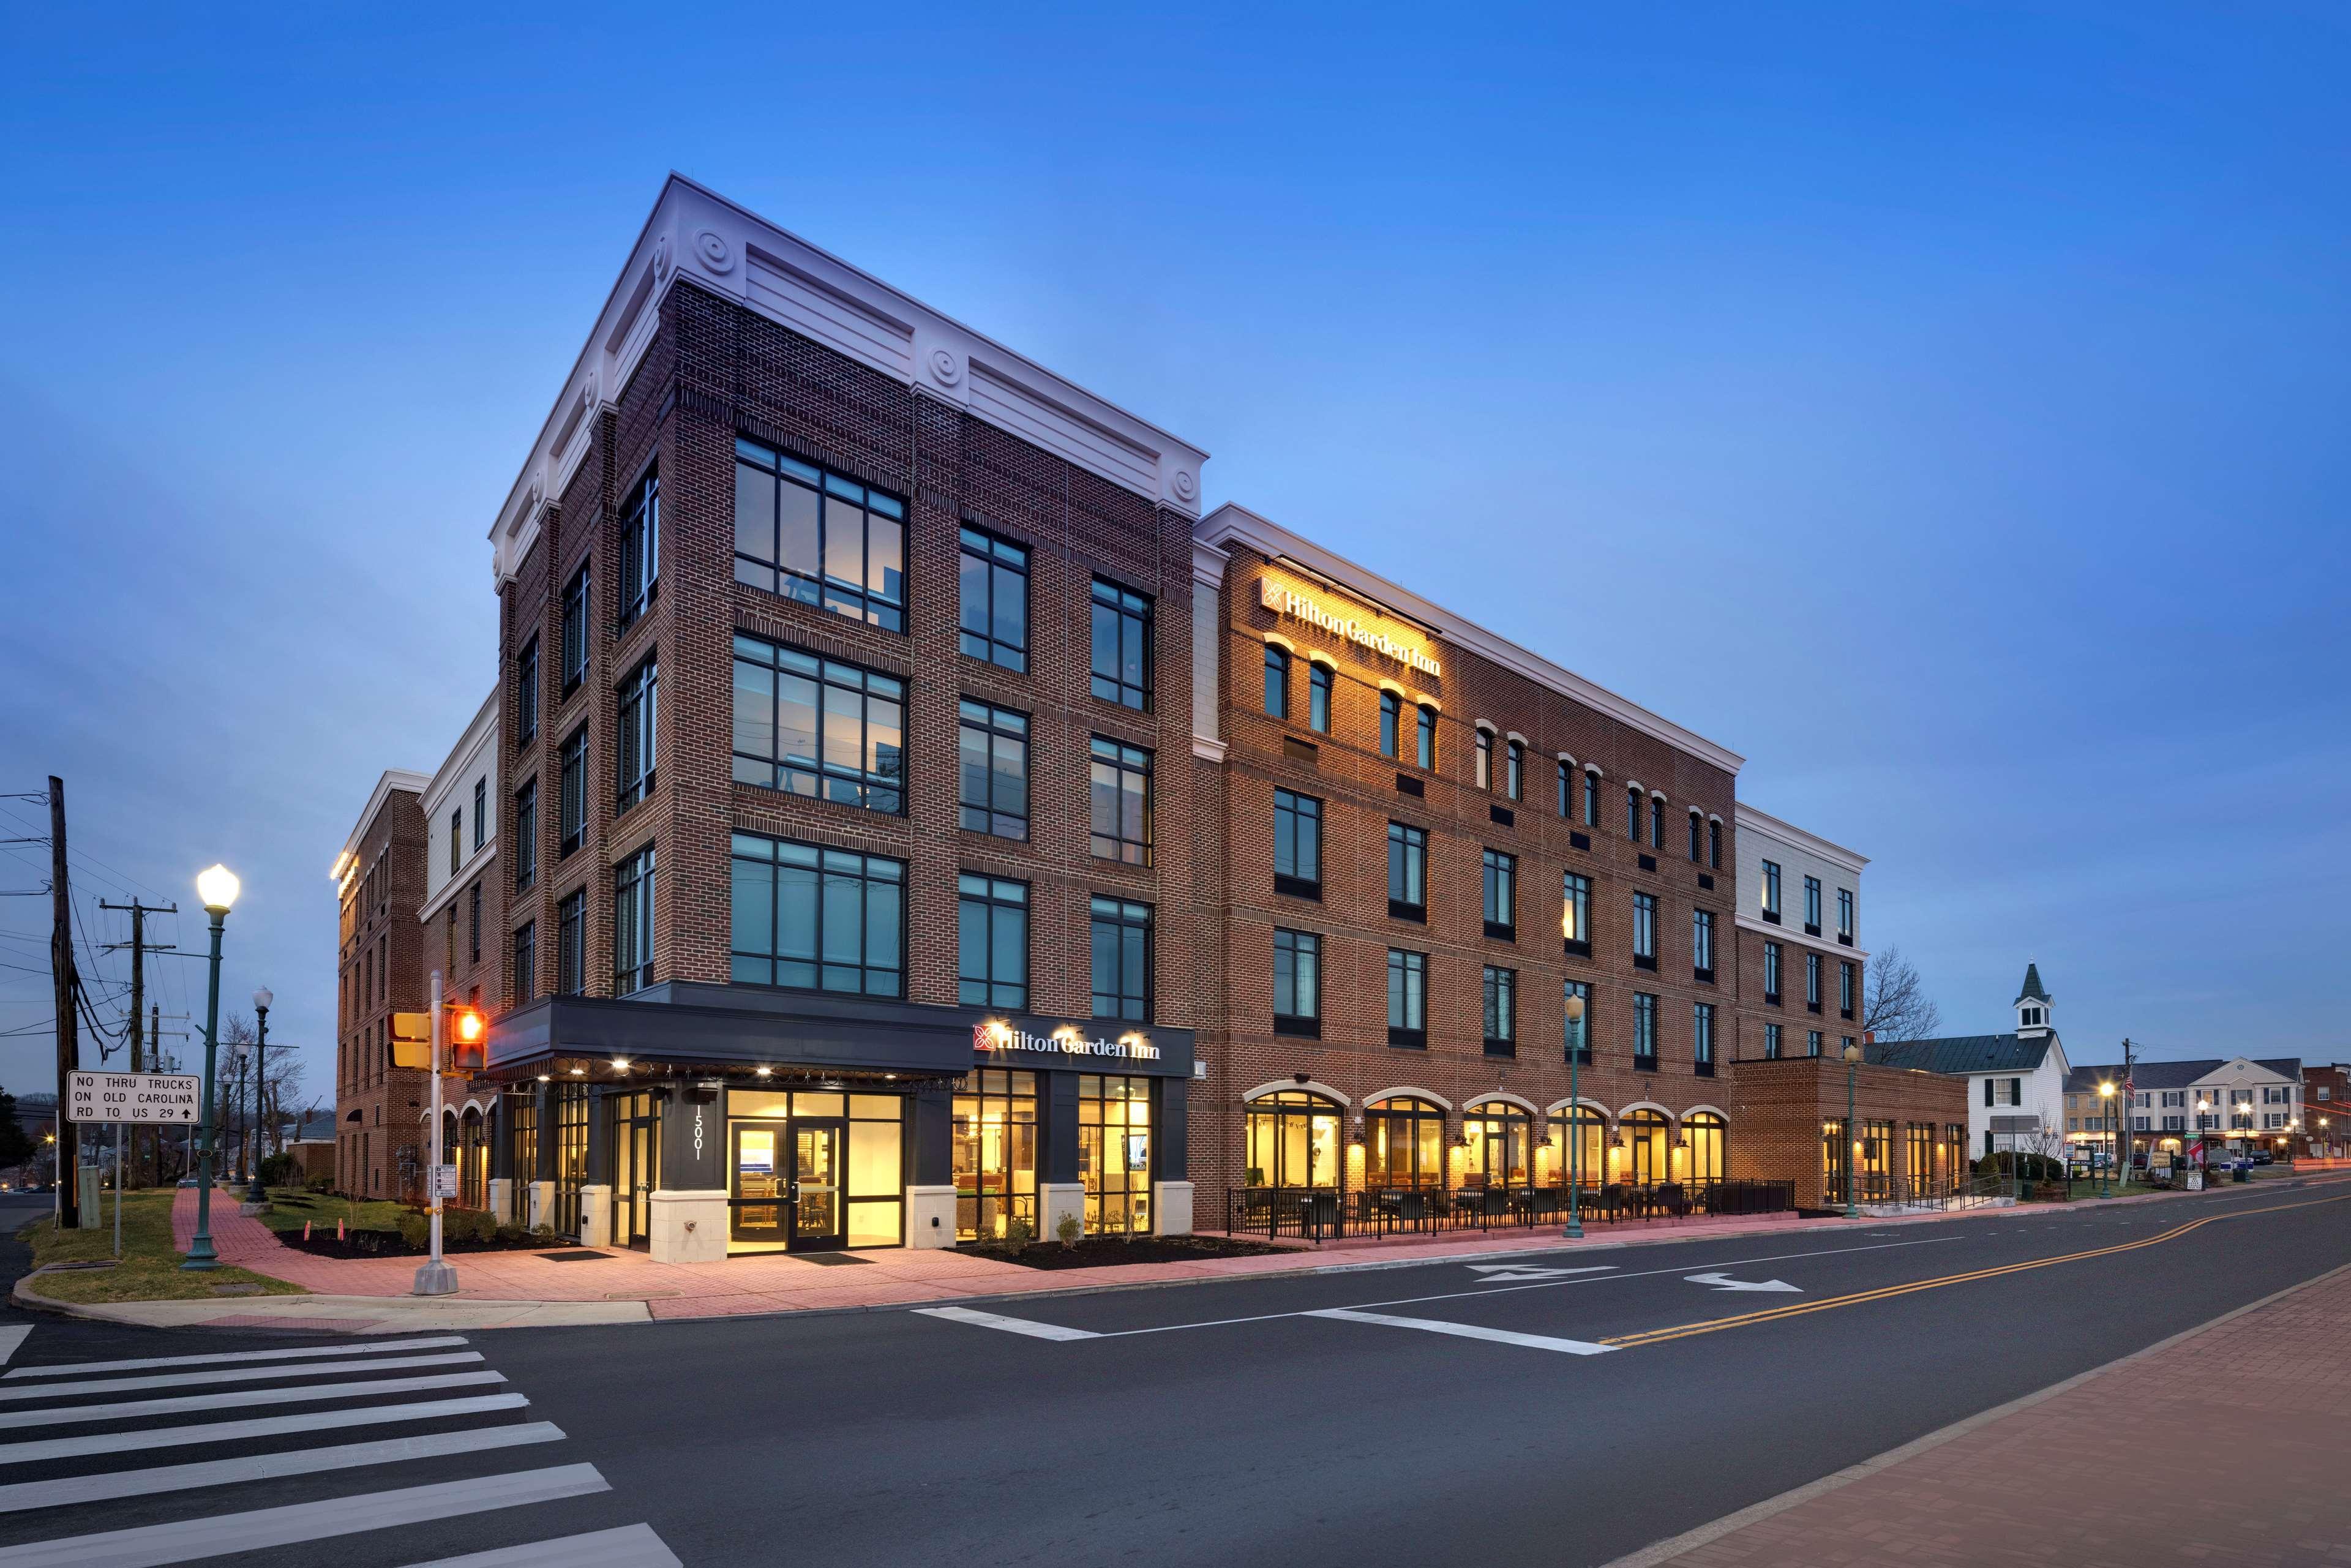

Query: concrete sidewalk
left=1616, top=1260, right=2351, bottom=1567
left=10, top=1178, right=2320, bottom=1334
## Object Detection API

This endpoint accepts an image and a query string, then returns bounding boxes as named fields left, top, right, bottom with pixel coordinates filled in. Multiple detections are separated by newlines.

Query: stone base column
left=576, top=1185, right=613, bottom=1248
left=1152, top=1180, right=1193, bottom=1236
left=905, top=1185, right=956, bottom=1249
left=488, top=1177, right=514, bottom=1225
left=525, top=1179, right=555, bottom=1232
left=1040, top=1182, right=1086, bottom=1243
left=648, top=1189, right=728, bottom=1264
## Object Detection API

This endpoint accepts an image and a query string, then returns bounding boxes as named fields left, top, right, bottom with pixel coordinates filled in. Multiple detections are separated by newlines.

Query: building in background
left=1869, top=964, right=2071, bottom=1159
left=1730, top=805, right=1867, bottom=1069
left=416, top=691, right=502, bottom=1207
left=2305, top=1063, right=2349, bottom=1158
left=329, top=770, right=430, bottom=1199
left=2068, top=1056, right=2304, bottom=1168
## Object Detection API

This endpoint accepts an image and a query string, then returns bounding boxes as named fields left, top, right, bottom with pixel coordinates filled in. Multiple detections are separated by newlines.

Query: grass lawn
left=251, top=1187, right=411, bottom=1236
left=19, top=1188, right=305, bottom=1304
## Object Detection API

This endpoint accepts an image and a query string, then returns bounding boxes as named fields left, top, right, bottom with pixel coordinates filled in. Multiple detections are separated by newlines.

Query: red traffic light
left=449, top=1005, right=488, bottom=1071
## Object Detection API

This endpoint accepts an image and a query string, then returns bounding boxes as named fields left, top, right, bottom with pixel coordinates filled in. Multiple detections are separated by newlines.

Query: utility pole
left=47, top=777, right=78, bottom=1228
left=100, top=898, right=176, bottom=1190
left=2120, top=1037, right=2136, bottom=1185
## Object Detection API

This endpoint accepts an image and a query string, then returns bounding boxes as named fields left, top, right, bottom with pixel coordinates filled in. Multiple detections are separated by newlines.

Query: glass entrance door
left=610, top=1092, right=659, bottom=1250
left=790, top=1120, right=845, bottom=1251
left=730, top=1121, right=788, bottom=1245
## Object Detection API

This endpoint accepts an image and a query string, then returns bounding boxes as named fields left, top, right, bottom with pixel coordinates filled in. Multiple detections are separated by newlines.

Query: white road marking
left=0, top=1351, right=482, bottom=1403
left=0, top=1462, right=609, bottom=1568
left=4, top=1370, right=506, bottom=1430
left=1308, top=1308, right=1616, bottom=1356
left=1467, top=1264, right=1618, bottom=1283
left=0, top=1392, right=530, bottom=1466
left=913, top=1306, right=1101, bottom=1341
left=1684, top=1272, right=1801, bottom=1293
left=0, top=1421, right=566, bottom=1514
left=404, top=1523, right=684, bottom=1568
left=3, top=1335, right=468, bottom=1379
left=0, top=1327, right=28, bottom=1369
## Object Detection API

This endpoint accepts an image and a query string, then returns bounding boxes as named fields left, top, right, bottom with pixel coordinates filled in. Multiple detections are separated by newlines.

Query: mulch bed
left=960, top=1234, right=1289, bottom=1270
left=274, top=1230, right=560, bottom=1261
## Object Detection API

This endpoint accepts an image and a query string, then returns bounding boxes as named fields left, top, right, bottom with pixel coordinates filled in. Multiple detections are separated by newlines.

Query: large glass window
left=1626, top=786, right=1641, bottom=841
left=1692, top=907, right=1714, bottom=978
left=728, top=833, right=903, bottom=997
left=1562, top=872, right=1591, bottom=951
left=1649, top=795, right=1665, bottom=849
left=512, top=921, right=536, bottom=1003
left=1482, top=966, right=1517, bottom=1055
left=560, top=564, right=590, bottom=694
left=1689, top=811, right=1703, bottom=863
left=556, top=891, right=584, bottom=996
left=613, top=844, right=654, bottom=995
left=1483, top=849, right=1516, bottom=939
left=1505, top=738, right=1524, bottom=801
left=1583, top=767, right=1599, bottom=827
left=1622, top=1108, right=1670, bottom=1186
left=1389, top=822, right=1427, bottom=921
left=1560, top=1103, right=1605, bottom=1190
left=957, top=700, right=1029, bottom=840
left=1089, top=737, right=1152, bottom=865
left=515, top=636, right=539, bottom=746
left=1761, top=860, right=1782, bottom=918
left=958, top=527, right=1028, bottom=671
left=1387, top=948, right=1427, bottom=1047
left=1416, top=704, right=1437, bottom=770
left=1764, top=1021, right=1781, bottom=1059
left=1263, top=644, right=1290, bottom=718
left=1685, top=1112, right=1727, bottom=1184
left=1090, top=897, right=1151, bottom=1022
left=1764, top=941, right=1783, bottom=1003
left=1308, top=662, right=1333, bottom=733
left=1379, top=690, right=1401, bottom=757
left=1633, top=991, right=1659, bottom=1070
left=1246, top=1089, right=1340, bottom=1191
left=512, top=779, right=536, bottom=892
left=1633, top=891, right=1657, bottom=965
left=558, top=727, right=587, bottom=857
left=1273, top=928, right=1321, bottom=1036
left=953, top=1069, right=1035, bottom=1240
left=1474, top=728, right=1493, bottom=790
left=733, top=437, right=905, bottom=631
left=616, top=656, right=657, bottom=813
left=1839, top=887, right=1854, bottom=937
left=1694, top=1001, right=1715, bottom=1077
left=730, top=634, right=904, bottom=814
left=1273, top=789, right=1321, bottom=899
left=1365, top=1097, right=1444, bottom=1190
left=618, top=467, right=658, bottom=629
left=1805, top=876, right=1823, bottom=933
left=1080, top=1076, right=1151, bottom=1235
left=1806, top=950, right=1823, bottom=1009
left=1462, top=1101, right=1533, bottom=1188
left=956, top=875, right=1027, bottom=1010
left=1564, top=980, right=1592, bottom=1063
left=1708, top=817, right=1721, bottom=868
left=1089, top=578, right=1151, bottom=709
left=1557, top=760, right=1571, bottom=817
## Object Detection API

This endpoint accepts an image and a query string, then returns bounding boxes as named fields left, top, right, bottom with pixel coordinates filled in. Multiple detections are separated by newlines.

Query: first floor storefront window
left=1080, top=1076, right=1150, bottom=1236
left=1684, top=1111, right=1727, bottom=1184
left=1620, top=1108, right=1670, bottom=1187
left=1548, top=1105, right=1607, bottom=1191
left=1861, top=1119, right=1893, bottom=1196
left=1462, top=1100, right=1534, bottom=1188
left=609, top=1090, right=661, bottom=1250
left=1245, top=1089, right=1340, bottom=1191
left=953, top=1070, right=1037, bottom=1241
left=1364, top=1097, right=1444, bottom=1190
left=1823, top=1116, right=1850, bottom=1206
left=1906, top=1122, right=1934, bottom=1192
left=727, top=1088, right=904, bottom=1251
left=553, top=1085, right=588, bottom=1237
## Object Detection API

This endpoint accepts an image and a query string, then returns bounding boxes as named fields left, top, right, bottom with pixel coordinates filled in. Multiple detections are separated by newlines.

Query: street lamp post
left=227, top=1043, right=248, bottom=1186
left=1563, top=993, right=1586, bottom=1240
left=2098, top=1082, right=2115, bottom=1198
left=181, top=864, right=239, bottom=1271
left=1842, top=1040, right=1861, bottom=1218
left=245, top=988, right=272, bottom=1206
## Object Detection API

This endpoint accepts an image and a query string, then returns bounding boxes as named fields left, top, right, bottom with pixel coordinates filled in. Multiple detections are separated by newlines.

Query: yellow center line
left=1602, top=1190, right=2351, bottom=1349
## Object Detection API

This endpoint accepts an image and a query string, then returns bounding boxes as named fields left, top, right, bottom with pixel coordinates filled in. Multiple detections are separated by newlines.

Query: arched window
left=1416, top=705, right=1437, bottom=770
left=1263, top=645, right=1289, bottom=718
left=1555, top=1104, right=1606, bottom=1191
left=1365, top=1097, right=1445, bottom=1191
left=1504, top=738, right=1524, bottom=801
left=1462, top=1100, right=1535, bottom=1189
left=1683, top=1111, right=1727, bottom=1185
left=1649, top=794, right=1665, bottom=850
left=1245, top=1089, right=1341, bottom=1191
left=1688, top=810, right=1703, bottom=863
left=1556, top=760, right=1570, bottom=817
left=1474, top=728, right=1493, bottom=790
left=1583, top=767, right=1600, bottom=827
left=1308, top=662, right=1333, bottom=733
left=1708, top=817, right=1722, bottom=869
left=1626, top=786, right=1641, bottom=841
left=1379, top=690, right=1401, bottom=757
left=1620, top=1108, right=1671, bottom=1187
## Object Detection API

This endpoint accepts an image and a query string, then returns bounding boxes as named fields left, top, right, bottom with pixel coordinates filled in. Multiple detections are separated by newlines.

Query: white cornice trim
left=419, top=691, right=500, bottom=812
left=336, top=770, right=432, bottom=874
left=1191, top=738, right=1229, bottom=763
left=1199, top=504, right=1744, bottom=774
left=1191, top=538, right=1230, bottom=588
left=1734, top=803, right=1870, bottom=872
left=1735, top=913, right=1872, bottom=963
left=1464, top=1090, right=1542, bottom=1116
left=1363, top=1086, right=1455, bottom=1112
left=489, top=174, right=1210, bottom=584
left=419, top=839, right=499, bottom=925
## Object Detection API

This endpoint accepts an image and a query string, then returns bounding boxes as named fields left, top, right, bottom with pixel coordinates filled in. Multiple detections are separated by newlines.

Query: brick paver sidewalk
left=1631, top=1262, right=2351, bottom=1567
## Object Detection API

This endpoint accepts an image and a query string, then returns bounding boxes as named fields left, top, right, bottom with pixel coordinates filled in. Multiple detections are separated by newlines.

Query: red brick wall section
left=331, top=787, right=430, bottom=1199
left=1723, top=1057, right=1967, bottom=1209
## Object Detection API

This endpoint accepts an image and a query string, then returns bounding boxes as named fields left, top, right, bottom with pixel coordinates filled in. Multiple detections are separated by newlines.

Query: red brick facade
left=1724, top=1056, right=1970, bottom=1210
left=333, top=782, right=430, bottom=1199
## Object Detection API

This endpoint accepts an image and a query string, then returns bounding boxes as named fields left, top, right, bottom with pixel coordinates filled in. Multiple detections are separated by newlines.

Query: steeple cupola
left=2014, top=962, right=2053, bottom=1038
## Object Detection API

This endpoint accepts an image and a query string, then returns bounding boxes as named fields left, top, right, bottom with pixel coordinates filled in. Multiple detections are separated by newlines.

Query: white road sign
left=66, top=1071, right=200, bottom=1125
left=431, top=1164, right=459, bottom=1198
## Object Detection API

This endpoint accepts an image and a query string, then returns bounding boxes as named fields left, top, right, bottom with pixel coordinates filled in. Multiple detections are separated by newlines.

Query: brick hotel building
left=334, top=174, right=1960, bottom=1253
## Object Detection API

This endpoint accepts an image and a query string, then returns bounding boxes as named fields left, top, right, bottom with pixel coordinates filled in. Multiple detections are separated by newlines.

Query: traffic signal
left=449, top=1005, right=488, bottom=1073
left=388, top=1012, right=432, bottom=1070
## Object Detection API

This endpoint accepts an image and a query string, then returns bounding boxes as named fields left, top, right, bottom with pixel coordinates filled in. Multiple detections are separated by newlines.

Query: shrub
left=446, top=1209, right=495, bottom=1244
left=397, top=1211, right=430, bottom=1250
left=258, top=1153, right=299, bottom=1187
left=494, top=1223, right=530, bottom=1247
left=306, top=1174, right=335, bottom=1195
left=1055, top=1212, right=1083, bottom=1247
left=1001, top=1217, right=1034, bottom=1253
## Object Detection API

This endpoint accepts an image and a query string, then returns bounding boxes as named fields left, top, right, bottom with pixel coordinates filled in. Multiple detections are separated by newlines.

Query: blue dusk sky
left=3, top=2, right=2345, bottom=1105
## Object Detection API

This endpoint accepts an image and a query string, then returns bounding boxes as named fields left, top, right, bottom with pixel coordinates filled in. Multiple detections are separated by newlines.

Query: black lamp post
left=246, top=987, right=272, bottom=1204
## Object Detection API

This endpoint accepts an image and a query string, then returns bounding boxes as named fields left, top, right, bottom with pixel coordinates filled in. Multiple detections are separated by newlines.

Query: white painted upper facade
left=488, top=174, right=1210, bottom=585
left=1733, top=803, right=1868, bottom=965
left=1963, top=1040, right=2072, bottom=1157
left=419, top=691, right=498, bottom=923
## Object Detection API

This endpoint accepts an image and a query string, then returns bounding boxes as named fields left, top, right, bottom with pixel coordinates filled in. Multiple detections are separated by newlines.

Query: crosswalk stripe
left=404, top=1523, right=684, bottom=1568
left=1307, top=1307, right=1618, bottom=1356
left=6, top=1370, right=506, bottom=1430
left=0, top=1420, right=566, bottom=1514
left=4, top=1335, right=468, bottom=1379
left=0, top=1392, right=531, bottom=1466
left=0, top=1351, right=482, bottom=1403
left=0, top=1461, right=610, bottom=1568
left=0, top=1327, right=28, bottom=1369
left=912, top=1306, right=1101, bottom=1340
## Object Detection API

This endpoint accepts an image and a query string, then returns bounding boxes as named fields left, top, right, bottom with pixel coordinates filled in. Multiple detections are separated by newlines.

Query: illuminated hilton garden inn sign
left=975, top=1020, right=1161, bottom=1062
left=1260, top=579, right=1441, bottom=678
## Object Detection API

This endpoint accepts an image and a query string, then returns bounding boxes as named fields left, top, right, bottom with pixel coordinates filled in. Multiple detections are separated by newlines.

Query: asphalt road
left=1, top=1180, right=2346, bottom=1567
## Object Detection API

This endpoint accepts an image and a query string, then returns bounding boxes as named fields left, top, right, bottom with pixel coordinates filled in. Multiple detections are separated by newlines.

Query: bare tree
left=261, top=1052, right=307, bottom=1156
left=1862, top=947, right=1943, bottom=1042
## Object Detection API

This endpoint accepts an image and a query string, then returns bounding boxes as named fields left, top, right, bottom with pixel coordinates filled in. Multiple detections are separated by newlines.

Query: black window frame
left=1474, top=728, right=1493, bottom=790
left=555, top=890, right=585, bottom=996
left=1263, top=643, right=1291, bottom=719
left=467, top=880, right=481, bottom=965
left=514, top=636, right=540, bottom=747
left=957, top=525, right=1029, bottom=672
left=1692, top=907, right=1715, bottom=982
left=557, top=727, right=587, bottom=859
left=957, top=699, right=1030, bottom=841
left=1804, top=875, right=1823, bottom=936
left=1562, top=871, right=1592, bottom=956
left=732, top=436, right=907, bottom=632
left=1308, top=661, right=1333, bottom=734
left=1583, top=768, right=1599, bottom=827
left=1273, top=788, right=1323, bottom=901
left=1840, top=960, right=1856, bottom=1019
left=1708, top=817, right=1721, bottom=869
left=1633, top=991, right=1659, bottom=1071
left=1272, top=928, right=1322, bottom=1037
left=1632, top=891, right=1658, bottom=970
left=560, top=563, right=590, bottom=697
left=1806, top=950, right=1823, bottom=1011
left=1764, top=940, right=1783, bottom=1006
left=1761, top=860, right=1783, bottom=920
left=1649, top=795, right=1664, bottom=850
left=1482, top=965, right=1517, bottom=1056
left=956, top=873, right=1030, bottom=1010
left=512, top=920, right=536, bottom=1003
left=1089, top=577, right=1152, bottom=710
left=1379, top=690, right=1401, bottom=758
left=615, top=655, right=658, bottom=815
left=1088, top=736, right=1154, bottom=867
left=1504, top=737, right=1524, bottom=801
left=1090, top=896, right=1153, bottom=1022
left=1386, top=948, right=1428, bottom=1048
left=730, top=633, right=905, bottom=816
left=1694, top=1000, right=1716, bottom=1077
left=613, top=842, right=655, bottom=996
left=1838, top=887, right=1854, bottom=939
left=1482, top=848, right=1517, bottom=941
left=472, top=779, right=487, bottom=852
left=727, top=832, right=905, bottom=997
left=448, top=809, right=461, bottom=876
left=618, top=465, right=659, bottom=630
left=1388, top=821, right=1428, bottom=922
left=512, top=779, right=538, bottom=893
left=1415, top=704, right=1437, bottom=770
